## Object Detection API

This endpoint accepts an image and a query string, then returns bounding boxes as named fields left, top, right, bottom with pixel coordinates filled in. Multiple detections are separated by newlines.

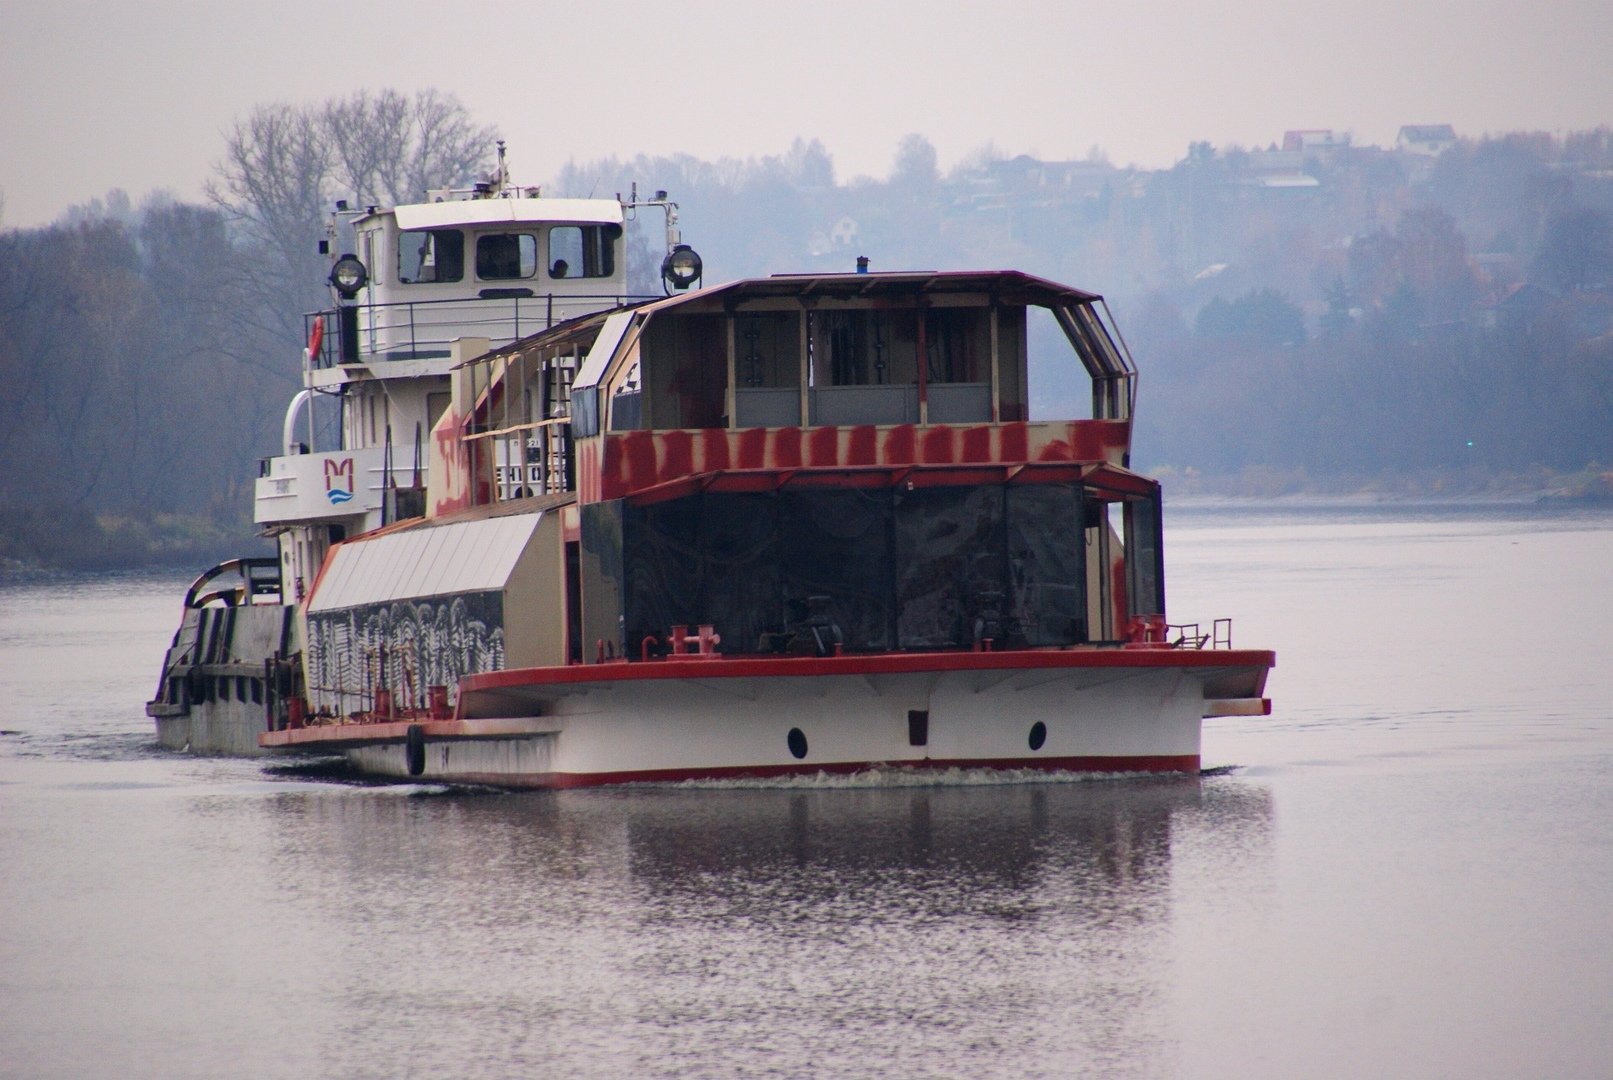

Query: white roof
left=572, top=309, right=639, bottom=390
left=308, top=512, right=542, bottom=612
left=393, top=198, right=623, bottom=231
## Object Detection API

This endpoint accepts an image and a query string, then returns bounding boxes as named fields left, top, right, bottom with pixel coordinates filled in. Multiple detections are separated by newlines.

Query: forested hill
left=4, top=97, right=1612, bottom=570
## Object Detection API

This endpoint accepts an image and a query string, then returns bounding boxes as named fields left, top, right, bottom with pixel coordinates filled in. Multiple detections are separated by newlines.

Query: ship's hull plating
left=263, top=652, right=1273, bottom=787
left=155, top=701, right=273, bottom=757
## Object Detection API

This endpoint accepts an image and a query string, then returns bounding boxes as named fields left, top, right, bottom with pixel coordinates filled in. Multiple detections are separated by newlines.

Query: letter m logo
left=324, top=457, right=355, bottom=504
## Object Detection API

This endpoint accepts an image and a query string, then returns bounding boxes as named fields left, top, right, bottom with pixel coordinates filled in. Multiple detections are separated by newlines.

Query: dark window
left=548, top=225, right=619, bottom=279
left=398, top=229, right=464, bottom=283
left=475, top=233, right=537, bottom=280
left=605, top=481, right=1095, bottom=660
left=571, top=386, right=600, bottom=437
left=894, top=485, right=1006, bottom=649
left=1124, top=493, right=1166, bottom=618
left=1008, top=484, right=1087, bottom=646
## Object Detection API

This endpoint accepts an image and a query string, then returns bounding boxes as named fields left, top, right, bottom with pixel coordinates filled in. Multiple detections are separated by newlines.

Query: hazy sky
left=4, top=0, right=1612, bottom=228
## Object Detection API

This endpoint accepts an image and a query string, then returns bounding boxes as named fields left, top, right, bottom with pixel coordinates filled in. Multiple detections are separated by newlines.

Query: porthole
left=786, top=727, right=809, bottom=760
left=1028, top=721, right=1047, bottom=751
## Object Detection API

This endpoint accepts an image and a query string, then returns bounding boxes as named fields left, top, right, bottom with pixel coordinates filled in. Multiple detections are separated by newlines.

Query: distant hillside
left=4, top=112, right=1611, bottom=569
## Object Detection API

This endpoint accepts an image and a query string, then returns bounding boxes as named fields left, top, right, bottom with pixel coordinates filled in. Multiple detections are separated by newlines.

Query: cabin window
left=398, top=229, right=464, bottom=284
left=548, top=225, right=618, bottom=279
left=475, top=233, right=538, bottom=280
left=608, top=356, right=644, bottom=431
left=571, top=386, right=600, bottom=437
left=604, top=483, right=1092, bottom=656
left=1124, top=493, right=1166, bottom=618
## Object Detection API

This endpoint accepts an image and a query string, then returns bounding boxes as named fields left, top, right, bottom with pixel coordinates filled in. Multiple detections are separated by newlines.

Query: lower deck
left=261, top=646, right=1273, bottom=788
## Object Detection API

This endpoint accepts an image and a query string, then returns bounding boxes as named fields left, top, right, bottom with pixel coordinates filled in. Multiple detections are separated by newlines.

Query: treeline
left=0, top=90, right=494, bottom=571
left=5, top=94, right=1613, bottom=570
left=0, top=202, right=286, bottom=569
left=553, top=131, right=1613, bottom=484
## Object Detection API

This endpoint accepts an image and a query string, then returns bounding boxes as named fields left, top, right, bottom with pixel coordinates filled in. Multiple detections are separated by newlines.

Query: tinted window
left=475, top=233, right=538, bottom=280
left=398, top=229, right=464, bottom=284
left=548, top=225, right=619, bottom=279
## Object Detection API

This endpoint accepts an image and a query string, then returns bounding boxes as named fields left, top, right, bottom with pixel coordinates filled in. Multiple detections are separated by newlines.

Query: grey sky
left=4, top=0, right=1611, bottom=228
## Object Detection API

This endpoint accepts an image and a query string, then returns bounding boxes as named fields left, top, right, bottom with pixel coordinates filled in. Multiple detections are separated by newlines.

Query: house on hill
left=1397, top=125, right=1457, bottom=156
left=1282, top=130, right=1348, bottom=153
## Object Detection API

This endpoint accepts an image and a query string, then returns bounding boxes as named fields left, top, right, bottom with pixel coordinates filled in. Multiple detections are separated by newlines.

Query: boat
left=148, top=155, right=1274, bottom=785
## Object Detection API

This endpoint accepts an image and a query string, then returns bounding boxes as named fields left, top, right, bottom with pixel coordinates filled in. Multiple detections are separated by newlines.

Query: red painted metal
left=619, top=461, right=1154, bottom=507
left=462, top=645, right=1277, bottom=694
left=590, top=420, right=1133, bottom=503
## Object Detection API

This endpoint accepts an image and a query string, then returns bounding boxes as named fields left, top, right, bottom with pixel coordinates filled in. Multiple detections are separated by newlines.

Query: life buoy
left=307, top=315, right=325, bottom=364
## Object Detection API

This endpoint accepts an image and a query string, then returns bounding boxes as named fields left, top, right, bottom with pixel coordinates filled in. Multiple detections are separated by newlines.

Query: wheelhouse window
left=398, top=229, right=464, bottom=284
left=548, top=225, right=618, bottom=279
left=476, top=233, right=538, bottom=280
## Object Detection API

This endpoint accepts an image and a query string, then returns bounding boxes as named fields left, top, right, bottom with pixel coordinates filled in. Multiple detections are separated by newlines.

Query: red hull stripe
left=417, top=754, right=1202, bottom=790
left=461, top=648, right=1277, bottom=694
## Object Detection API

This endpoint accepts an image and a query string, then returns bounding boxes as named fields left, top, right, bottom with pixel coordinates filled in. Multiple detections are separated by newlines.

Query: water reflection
left=252, top=778, right=1273, bottom=1078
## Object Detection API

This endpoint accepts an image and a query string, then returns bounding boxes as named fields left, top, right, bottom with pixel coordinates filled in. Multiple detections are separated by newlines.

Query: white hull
left=265, top=657, right=1270, bottom=787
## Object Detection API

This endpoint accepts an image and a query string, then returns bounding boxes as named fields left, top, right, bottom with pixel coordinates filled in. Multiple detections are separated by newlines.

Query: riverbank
left=6, top=465, right=1609, bottom=576
left=1144, top=463, right=1613, bottom=502
left=0, top=504, right=267, bottom=579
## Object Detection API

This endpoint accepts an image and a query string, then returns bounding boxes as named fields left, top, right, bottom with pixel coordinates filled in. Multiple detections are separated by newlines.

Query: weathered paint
left=430, top=406, right=475, bottom=517
left=591, top=419, right=1131, bottom=503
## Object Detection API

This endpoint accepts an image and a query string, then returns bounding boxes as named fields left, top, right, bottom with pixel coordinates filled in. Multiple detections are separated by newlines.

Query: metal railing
left=304, top=291, right=656, bottom=367
left=1166, top=618, right=1234, bottom=649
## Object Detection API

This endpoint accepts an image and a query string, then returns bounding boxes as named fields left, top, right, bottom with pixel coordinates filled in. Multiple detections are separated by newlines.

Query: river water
left=2, top=504, right=1610, bottom=1079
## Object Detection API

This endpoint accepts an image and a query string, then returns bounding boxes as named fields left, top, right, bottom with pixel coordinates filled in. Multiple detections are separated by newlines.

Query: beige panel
left=503, top=510, right=567, bottom=669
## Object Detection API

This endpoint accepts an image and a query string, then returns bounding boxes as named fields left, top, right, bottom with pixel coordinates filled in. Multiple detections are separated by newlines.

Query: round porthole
left=1028, top=721, right=1047, bottom=751
left=786, top=727, right=809, bottom=760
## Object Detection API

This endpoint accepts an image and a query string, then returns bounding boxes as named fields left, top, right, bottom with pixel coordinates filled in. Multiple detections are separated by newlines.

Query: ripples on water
left=3, top=507, right=1612, bottom=1079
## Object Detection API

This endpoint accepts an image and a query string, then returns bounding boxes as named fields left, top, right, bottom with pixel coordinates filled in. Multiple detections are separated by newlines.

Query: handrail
left=462, top=416, right=570, bottom=441
left=303, top=291, right=660, bottom=368
left=183, top=557, right=282, bottom=608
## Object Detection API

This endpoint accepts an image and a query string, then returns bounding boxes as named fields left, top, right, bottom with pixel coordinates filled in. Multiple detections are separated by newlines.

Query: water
left=2, top=505, right=1611, bottom=1078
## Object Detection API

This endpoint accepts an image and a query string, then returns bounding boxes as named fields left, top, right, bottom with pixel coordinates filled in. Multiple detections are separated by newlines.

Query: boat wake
left=649, top=765, right=1213, bottom=791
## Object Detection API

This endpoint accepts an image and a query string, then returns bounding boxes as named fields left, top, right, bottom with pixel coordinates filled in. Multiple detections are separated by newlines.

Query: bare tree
left=395, top=89, right=497, bottom=202
left=320, top=88, right=494, bottom=207
left=209, top=89, right=497, bottom=340
left=323, top=90, right=413, bottom=210
left=209, top=100, right=332, bottom=336
left=891, top=133, right=939, bottom=192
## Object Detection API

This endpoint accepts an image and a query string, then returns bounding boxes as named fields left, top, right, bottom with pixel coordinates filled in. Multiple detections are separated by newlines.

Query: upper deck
left=427, top=269, right=1143, bottom=515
